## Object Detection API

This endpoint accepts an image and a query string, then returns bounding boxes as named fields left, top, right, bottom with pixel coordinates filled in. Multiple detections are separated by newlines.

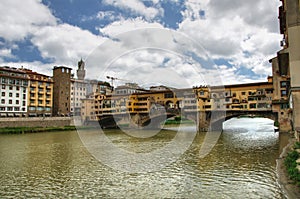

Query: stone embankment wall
left=0, top=117, right=73, bottom=128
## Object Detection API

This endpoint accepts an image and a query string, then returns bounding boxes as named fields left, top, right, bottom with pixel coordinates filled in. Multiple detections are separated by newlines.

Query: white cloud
left=178, top=0, right=282, bottom=81
left=0, top=49, right=14, bottom=59
left=31, top=24, right=106, bottom=66
left=0, top=61, right=56, bottom=77
left=98, top=17, right=164, bottom=36
left=103, top=0, right=163, bottom=20
left=0, top=0, right=283, bottom=87
left=96, top=11, right=123, bottom=21
left=0, top=0, right=57, bottom=41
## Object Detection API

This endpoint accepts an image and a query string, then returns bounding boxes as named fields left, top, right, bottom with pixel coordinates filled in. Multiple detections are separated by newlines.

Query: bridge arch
left=209, top=111, right=278, bottom=131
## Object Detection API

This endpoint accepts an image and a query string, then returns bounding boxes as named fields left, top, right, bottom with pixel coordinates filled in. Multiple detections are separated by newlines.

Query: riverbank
left=0, top=126, right=96, bottom=134
left=276, top=134, right=300, bottom=198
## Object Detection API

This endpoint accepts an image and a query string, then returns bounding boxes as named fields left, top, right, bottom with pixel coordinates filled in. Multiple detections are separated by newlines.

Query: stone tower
left=77, top=59, right=86, bottom=80
left=52, top=66, right=72, bottom=116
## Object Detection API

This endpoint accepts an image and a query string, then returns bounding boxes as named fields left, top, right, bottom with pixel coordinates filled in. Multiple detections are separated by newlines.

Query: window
left=7, top=107, right=13, bottom=111
left=9, top=93, right=12, bottom=97
left=0, top=107, right=5, bottom=111
left=280, top=81, right=287, bottom=88
left=23, top=94, right=26, bottom=99
left=280, top=103, right=289, bottom=109
left=23, top=89, right=26, bottom=93
left=23, top=101, right=26, bottom=106
left=16, top=93, right=19, bottom=98
left=1, top=99, right=4, bottom=104
left=14, top=107, right=20, bottom=111
left=38, top=100, right=43, bottom=105
left=1, top=92, right=4, bottom=97
left=164, top=93, right=174, bottom=98
left=16, top=100, right=19, bottom=104
left=232, top=93, right=236, bottom=97
left=22, top=108, right=26, bottom=111
left=199, top=91, right=204, bottom=96
left=241, top=92, right=246, bottom=95
left=9, top=86, right=13, bottom=90
left=1, top=85, right=5, bottom=89
left=29, top=107, right=35, bottom=111
left=281, top=90, right=287, bottom=96
left=9, top=100, right=12, bottom=104
left=250, top=103, right=257, bottom=109
left=9, top=79, right=15, bottom=84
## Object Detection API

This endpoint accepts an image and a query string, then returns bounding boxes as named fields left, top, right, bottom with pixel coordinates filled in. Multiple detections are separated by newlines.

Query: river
left=0, top=118, right=289, bottom=198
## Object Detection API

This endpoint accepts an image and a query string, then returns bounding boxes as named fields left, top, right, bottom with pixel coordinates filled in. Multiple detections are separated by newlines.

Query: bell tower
left=77, top=58, right=86, bottom=80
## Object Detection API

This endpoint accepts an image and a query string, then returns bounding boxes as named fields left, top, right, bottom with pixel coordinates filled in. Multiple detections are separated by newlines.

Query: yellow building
left=81, top=93, right=96, bottom=123
left=21, top=69, right=53, bottom=116
left=193, top=81, right=273, bottom=112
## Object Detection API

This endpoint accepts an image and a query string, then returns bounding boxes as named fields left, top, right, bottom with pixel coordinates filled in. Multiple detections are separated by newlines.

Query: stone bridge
left=96, top=108, right=180, bottom=129
left=95, top=109, right=277, bottom=131
left=184, top=110, right=277, bottom=132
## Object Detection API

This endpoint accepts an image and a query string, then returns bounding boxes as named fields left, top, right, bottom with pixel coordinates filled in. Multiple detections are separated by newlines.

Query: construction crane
left=106, top=76, right=132, bottom=88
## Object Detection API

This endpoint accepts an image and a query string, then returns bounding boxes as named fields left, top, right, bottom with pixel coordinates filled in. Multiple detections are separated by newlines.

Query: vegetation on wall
left=285, top=142, right=300, bottom=186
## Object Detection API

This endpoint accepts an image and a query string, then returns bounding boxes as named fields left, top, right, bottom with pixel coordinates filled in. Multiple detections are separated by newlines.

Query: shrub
left=285, top=150, right=300, bottom=186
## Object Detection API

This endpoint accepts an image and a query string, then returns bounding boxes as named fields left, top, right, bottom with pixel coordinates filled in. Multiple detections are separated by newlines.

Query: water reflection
left=0, top=118, right=287, bottom=198
left=223, top=118, right=279, bottom=149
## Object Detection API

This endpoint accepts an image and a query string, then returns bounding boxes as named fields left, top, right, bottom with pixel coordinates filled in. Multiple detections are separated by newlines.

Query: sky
left=0, top=0, right=282, bottom=88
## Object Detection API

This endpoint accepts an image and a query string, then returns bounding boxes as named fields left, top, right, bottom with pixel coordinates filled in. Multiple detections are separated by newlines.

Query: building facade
left=0, top=66, right=29, bottom=117
left=273, top=0, right=300, bottom=134
left=71, top=79, right=87, bottom=116
left=52, top=66, right=72, bottom=116
left=21, top=69, right=53, bottom=117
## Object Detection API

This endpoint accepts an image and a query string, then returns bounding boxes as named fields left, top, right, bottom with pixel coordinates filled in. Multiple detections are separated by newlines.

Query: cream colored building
left=0, top=66, right=29, bottom=117
left=276, top=0, right=300, bottom=134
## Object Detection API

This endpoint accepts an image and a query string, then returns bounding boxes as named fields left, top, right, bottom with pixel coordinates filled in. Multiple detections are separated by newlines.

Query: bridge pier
left=198, top=111, right=209, bottom=132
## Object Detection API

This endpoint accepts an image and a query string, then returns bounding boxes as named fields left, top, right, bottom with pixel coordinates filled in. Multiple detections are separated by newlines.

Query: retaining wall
left=0, top=117, right=72, bottom=128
